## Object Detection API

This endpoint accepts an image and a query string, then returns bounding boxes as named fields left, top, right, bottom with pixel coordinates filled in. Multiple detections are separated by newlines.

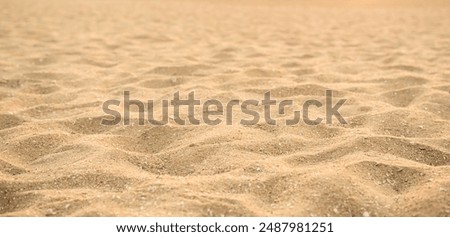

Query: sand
left=0, top=0, right=449, bottom=217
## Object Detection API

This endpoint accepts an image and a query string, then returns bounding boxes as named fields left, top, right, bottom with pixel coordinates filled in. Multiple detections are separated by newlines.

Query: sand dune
left=0, top=0, right=449, bottom=216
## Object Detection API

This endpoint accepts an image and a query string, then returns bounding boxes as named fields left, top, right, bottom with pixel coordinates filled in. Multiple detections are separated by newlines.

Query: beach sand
left=0, top=0, right=449, bottom=216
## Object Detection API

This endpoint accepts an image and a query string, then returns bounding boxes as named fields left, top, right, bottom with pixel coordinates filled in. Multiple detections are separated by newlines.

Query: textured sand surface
left=0, top=0, right=449, bottom=216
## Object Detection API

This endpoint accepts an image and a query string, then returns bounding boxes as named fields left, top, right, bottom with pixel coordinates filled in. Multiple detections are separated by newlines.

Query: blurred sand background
left=0, top=0, right=449, bottom=216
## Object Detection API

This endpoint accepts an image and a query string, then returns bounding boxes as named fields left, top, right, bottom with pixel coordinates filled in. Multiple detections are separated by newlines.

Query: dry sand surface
left=0, top=0, right=449, bottom=216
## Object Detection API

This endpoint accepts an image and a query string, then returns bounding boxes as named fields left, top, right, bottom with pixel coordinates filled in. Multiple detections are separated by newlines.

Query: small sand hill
left=0, top=0, right=449, bottom=216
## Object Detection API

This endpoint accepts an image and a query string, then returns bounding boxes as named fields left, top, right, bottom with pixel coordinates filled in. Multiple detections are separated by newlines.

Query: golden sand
left=0, top=0, right=449, bottom=216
